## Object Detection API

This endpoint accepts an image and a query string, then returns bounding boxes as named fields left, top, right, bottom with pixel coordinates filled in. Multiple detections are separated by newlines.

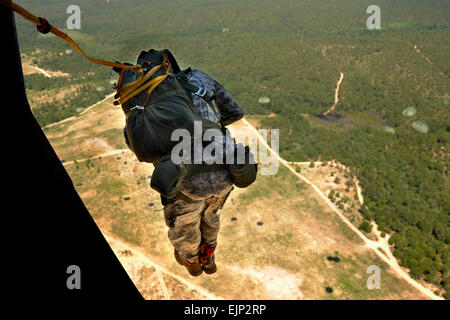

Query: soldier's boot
left=174, top=248, right=203, bottom=276
left=199, top=243, right=217, bottom=274
left=174, top=248, right=184, bottom=266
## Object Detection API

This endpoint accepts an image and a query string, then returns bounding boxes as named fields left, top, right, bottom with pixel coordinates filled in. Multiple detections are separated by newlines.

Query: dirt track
left=240, top=116, right=442, bottom=300
left=62, top=149, right=130, bottom=166
left=43, top=93, right=115, bottom=129
left=322, top=72, right=344, bottom=116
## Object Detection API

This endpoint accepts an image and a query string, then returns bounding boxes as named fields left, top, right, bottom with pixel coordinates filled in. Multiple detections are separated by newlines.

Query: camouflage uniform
left=163, top=69, right=244, bottom=259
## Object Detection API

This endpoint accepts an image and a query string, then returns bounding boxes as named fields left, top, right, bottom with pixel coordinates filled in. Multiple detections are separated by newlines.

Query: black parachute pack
left=116, top=49, right=221, bottom=164
left=114, top=49, right=257, bottom=198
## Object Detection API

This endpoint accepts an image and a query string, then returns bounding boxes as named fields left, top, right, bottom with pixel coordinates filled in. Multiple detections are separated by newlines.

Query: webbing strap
left=1, top=0, right=141, bottom=73
left=175, top=191, right=201, bottom=203
left=1, top=0, right=172, bottom=106
left=177, top=76, right=200, bottom=93
left=114, top=53, right=170, bottom=106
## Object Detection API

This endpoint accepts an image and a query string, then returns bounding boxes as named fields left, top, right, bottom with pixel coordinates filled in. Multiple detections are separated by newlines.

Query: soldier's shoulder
left=189, top=69, right=213, bottom=80
left=188, top=69, right=217, bottom=88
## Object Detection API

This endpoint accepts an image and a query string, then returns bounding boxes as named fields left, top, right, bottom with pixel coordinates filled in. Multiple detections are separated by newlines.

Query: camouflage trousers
left=163, top=170, right=234, bottom=259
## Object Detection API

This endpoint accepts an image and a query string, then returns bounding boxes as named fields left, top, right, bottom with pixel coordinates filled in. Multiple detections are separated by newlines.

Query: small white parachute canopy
left=258, top=96, right=271, bottom=105
left=412, top=121, right=429, bottom=134
left=383, top=126, right=395, bottom=134
left=402, top=106, right=416, bottom=117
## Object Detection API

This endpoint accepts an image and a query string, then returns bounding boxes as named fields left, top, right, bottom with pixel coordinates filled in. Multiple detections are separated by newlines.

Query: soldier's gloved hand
left=229, top=144, right=256, bottom=166
left=227, top=144, right=258, bottom=188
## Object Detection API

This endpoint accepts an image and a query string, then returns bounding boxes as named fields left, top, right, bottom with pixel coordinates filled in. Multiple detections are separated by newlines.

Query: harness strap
left=175, top=191, right=202, bottom=203
left=115, top=63, right=170, bottom=106
left=164, top=50, right=182, bottom=74
left=177, top=76, right=200, bottom=94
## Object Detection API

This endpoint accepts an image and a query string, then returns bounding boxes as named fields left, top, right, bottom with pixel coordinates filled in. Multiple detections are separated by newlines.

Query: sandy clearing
left=228, top=265, right=303, bottom=299
left=43, top=93, right=115, bottom=129
left=62, top=149, right=130, bottom=166
left=84, top=137, right=114, bottom=153
left=22, top=63, right=69, bottom=78
left=104, top=233, right=222, bottom=300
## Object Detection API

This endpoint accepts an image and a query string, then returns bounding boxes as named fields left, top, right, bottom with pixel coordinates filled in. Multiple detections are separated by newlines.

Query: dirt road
left=241, top=117, right=442, bottom=300
left=43, top=93, right=115, bottom=129
left=322, top=72, right=344, bottom=116
left=62, top=149, right=130, bottom=166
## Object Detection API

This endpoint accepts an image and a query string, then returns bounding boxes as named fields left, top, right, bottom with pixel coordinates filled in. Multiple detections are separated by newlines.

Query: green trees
left=328, top=189, right=335, bottom=203
left=359, top=221, right=373, bottom=234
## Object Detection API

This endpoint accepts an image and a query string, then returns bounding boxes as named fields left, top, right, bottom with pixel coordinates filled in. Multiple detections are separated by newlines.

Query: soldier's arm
left=213, top=80, right=245, bottom=126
